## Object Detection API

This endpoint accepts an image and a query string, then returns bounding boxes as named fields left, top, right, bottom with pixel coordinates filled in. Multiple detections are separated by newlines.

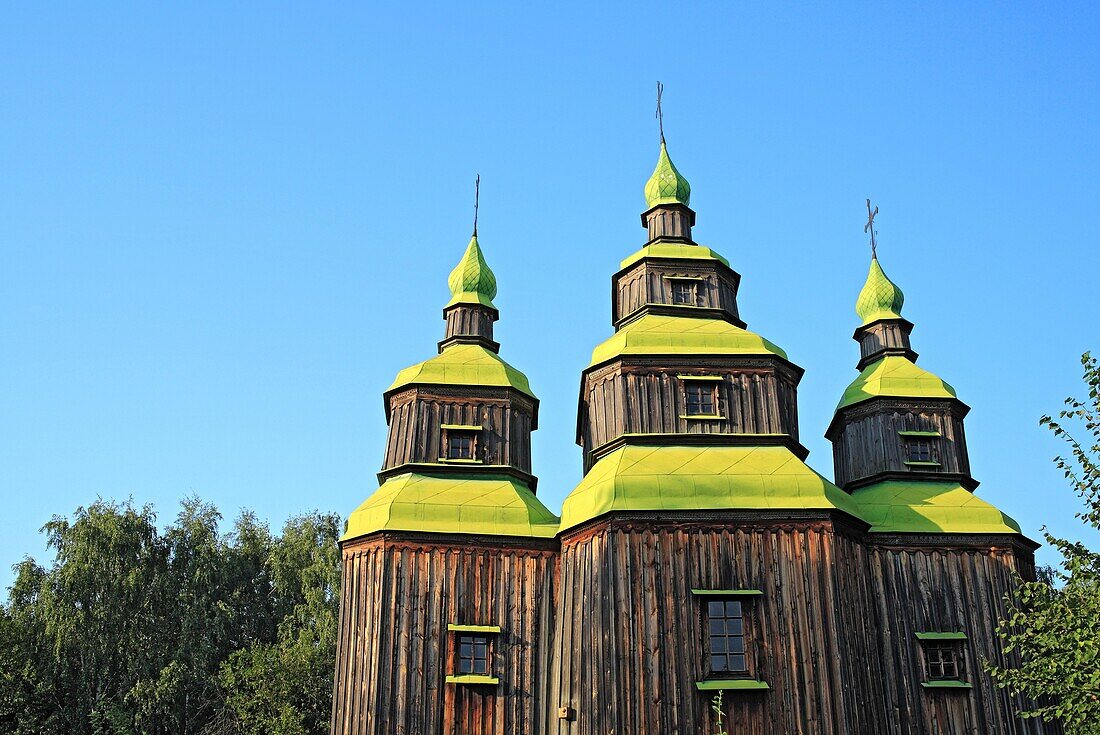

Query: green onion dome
left=855, top=256, right=905, bottom=325
left=644, top=142, right=691, bottom=209
left=446, top=235, right=497, bottom=309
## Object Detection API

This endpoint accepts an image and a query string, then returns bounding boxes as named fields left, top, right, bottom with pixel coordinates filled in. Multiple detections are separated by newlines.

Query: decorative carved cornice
left=826, top=396, right=970, bottom=438
left=376, top=462, right=539, bottom=493
left=843, top=470, right=979, bottom=492
left=340, top=529, right=560, bottom=555
left=614, top=304, right=747, bottom=330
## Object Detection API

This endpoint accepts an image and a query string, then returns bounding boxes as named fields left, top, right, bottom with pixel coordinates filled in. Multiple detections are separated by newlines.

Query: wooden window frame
left=903, top=436, right=940, bottom=467
left=682, top=380, right=721, bottom=418
left=439, top=426, right=482, bottom=463
left=668, top=278, right=700, bottom=307
left=455, top=633, right=492, bottom=676
left=922, top=639, right=965, bottom=682
left=699, top=596, right=757, bottom=679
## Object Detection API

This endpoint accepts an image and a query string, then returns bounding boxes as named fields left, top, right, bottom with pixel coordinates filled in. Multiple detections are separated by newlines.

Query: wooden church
left=328, top=135, right=1059, bottom=735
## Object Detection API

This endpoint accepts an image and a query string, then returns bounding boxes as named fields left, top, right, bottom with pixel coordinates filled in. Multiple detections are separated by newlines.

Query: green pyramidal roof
left=561, top=444, right=864, bottom=531
left=590, top=313, right=788, bottom=367
left=851, top=480, right=1022, bottom=535
left=855, top=257, right=905, bottom=325
left=343, top=472, right=559, bottom=541
left=446, top=235, right=498, bottom=309
left=388, top=343, right=535, bottom=398
left=837, top=355, right=956, bottom=410
left=644, top=142, right=691, bottom=209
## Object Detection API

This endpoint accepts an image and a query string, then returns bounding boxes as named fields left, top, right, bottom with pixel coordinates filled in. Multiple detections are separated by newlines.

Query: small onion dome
left=446, top=235, right=497, bottom=309
left=644, top=142, right=691, bottom=209
left=855, top=256, right=905, bottom=325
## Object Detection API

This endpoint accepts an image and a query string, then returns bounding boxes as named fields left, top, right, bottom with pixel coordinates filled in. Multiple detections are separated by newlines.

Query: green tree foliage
left=988, top=352, right=1100, bottom=733
left=0, top=498, right=341, bottom=735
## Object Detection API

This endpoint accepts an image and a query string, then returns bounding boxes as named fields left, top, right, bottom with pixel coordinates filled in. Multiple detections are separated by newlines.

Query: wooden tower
left=330, top=142, right=1061, bottom=735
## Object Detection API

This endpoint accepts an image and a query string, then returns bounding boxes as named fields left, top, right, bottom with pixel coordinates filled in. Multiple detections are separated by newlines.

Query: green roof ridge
left=560, top=444, right=865, bottom=531
left=850, top=480, right=1022, bottom=535
left=589, top=313, right=788, bottom=367
left=855, top=256, right=905, bottom=325
left=343, top=471, right=559, bottom=540
left=620, top=240, right=730, bottom=270
left=446, top=235, right=498, bottom=309
left=836, top=355, right=956, bottom=410
left=388, top=343, right=535, bottom=398
left=644, top=142, right=691, bottom=209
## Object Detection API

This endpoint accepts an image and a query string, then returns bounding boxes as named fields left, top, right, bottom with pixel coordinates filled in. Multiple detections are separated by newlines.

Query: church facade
left=329, top=140, right=1058, bottom=735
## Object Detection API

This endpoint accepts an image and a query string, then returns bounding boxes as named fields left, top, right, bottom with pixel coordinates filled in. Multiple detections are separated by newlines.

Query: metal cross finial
left=656, top=81, right=665, bottom=144
left=864, top=198, right=879, bottom=259
left=473, top=174, right=480, bottom=237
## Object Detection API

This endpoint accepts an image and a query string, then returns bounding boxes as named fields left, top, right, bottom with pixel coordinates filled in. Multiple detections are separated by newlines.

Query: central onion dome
left=644, top=141, right=692, bottom=208
left=855, top=256, right=905, bottom=325
left=446, top=235, right=498, bottom=309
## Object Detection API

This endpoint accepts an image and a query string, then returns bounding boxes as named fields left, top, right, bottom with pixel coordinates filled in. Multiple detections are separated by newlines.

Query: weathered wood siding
left=857, top=321, right=913, bottom=366
left=831, top=401, right=971, bottom=488
left=331, top=535, right=558, bottom=735
left=863, top=538, right=1060, bottom=735
left=444, top=305, right=496, bottom=343
left=384, top=387, right=536, bottom=472
left=580, top=361, right=800, bottom=467
left=613, top=260, right=741, bottom=325
left=548, top=516, right=864, bottom=735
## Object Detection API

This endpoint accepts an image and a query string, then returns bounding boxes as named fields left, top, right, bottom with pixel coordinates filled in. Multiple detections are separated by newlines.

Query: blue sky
left=2, top=2, right=1098, bottom=587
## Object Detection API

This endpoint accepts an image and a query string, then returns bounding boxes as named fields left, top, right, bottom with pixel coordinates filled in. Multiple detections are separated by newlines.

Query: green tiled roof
left=855, top=257, right=904, bottom=325
left=619, top=240, right=730, bottom=270
left=388, top=343, right=535, bottom=397
left=852, top=480, right=1022, bottom=534
left=837, top=355, right=956, bottom=410
left=446, top=235, right=498, bottom=309
left=644, top=142, right=691, bottom=208
left=589, top=314, right=788, bottom=367
left=560, top=444, right=865, bottom=531
left=343, top=472, right=559, bottom=541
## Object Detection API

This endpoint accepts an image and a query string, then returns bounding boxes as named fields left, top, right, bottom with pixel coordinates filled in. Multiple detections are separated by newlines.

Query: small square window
left=457, top=634, right=491, bottom=675
left=905, top=438, right=935, bottom=464
left=706, top=599, right=747, bottom=674
left=684, top=382, right=717, bottom=416
left=446, top=431, right=477, bottom=460
left=670, top=279, right=698, bottom=306
left=923, top=641, right=964, bottom=681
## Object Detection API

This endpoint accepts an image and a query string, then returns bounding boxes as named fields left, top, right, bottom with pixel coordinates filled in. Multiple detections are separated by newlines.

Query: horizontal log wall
left=831, top=404, right=970, bottom=488
left=581, top=365, right=799, bottom=466
left=613, top=261, right=740, bottom=324
left=549, top=519, right=854, bottom=735
left=331, top=536, right=558, bottom=735
left=385, top=390, right=534, bottom=472
left=865, top=541, right=1060, bottom=735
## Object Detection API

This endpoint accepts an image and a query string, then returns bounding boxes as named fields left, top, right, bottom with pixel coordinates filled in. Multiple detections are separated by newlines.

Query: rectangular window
left=707, top=600, right=747, bottom=674
left=670, top=279, right=698, bottom=306
left=457, top=634, right=490, bottom=675
left=448, top=432, right=476, bottom=460
left=685, top=382, right=717, bottom=416
left=923, top=641, right=964, bottom=681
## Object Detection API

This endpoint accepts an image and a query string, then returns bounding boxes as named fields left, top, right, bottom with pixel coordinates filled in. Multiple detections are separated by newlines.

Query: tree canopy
left=989, top=352, right=1100, bottom=734
left=0, top=498, right=340, bottom=735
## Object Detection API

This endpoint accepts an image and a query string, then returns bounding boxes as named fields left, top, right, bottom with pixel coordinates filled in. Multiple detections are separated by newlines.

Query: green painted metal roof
left=837, top=355, right=956, bottom=410
left=446, top=235, right=498, bottom=309
left=851, top=480, right=1022, bottom=534
left=644, top=142, right=691, bottom=208
left=855, top=256, right=905, bottom=325
left=388, top=343, right=535, bottom=398
left=619, top=240, right=730, bottom=270
left=589, top=314, right=788, bottom=367
left=343, top=472, right=560, bottom=541
left=560, top=444, right=865, bottom=531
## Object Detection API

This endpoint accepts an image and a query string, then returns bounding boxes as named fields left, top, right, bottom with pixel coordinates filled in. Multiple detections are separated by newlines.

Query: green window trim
left=448, top=624, right=502, bottom=633
left=680, top=414, right=725, bottom=420
left=445, top=674, right=499, bottom=685
left=695, top=679, right=770, bottom=691
left=661, top=275, right=707, bottom=281
left=676, top=374, right=724, bottom=381
left=898, top=430, right=941, bottom=437
left=921, top=680, right=972, bottom=689
left=436, top=457, right=485, bottom=464
left=441, top=424, right=483, bottom=431
left=904, top=460, right=942, bottom=467
left=915, top=632, right=968, bottom=641
left=691, top=589, right=763, bottom=597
